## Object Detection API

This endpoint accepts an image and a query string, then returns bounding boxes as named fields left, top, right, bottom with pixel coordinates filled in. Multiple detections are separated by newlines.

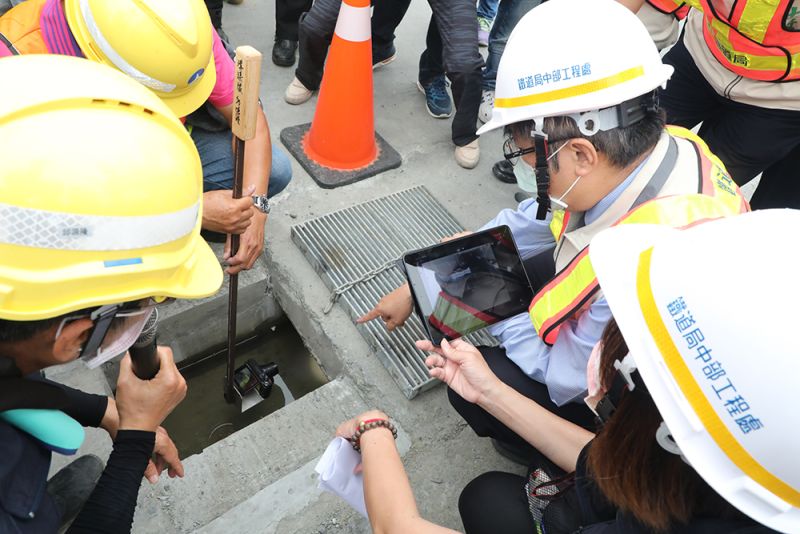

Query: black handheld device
left=401, top=225, right=534, bottom=346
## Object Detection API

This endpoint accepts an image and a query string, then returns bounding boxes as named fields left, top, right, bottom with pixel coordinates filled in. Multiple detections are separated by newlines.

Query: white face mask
left=512, top=141, right=576, bottom=208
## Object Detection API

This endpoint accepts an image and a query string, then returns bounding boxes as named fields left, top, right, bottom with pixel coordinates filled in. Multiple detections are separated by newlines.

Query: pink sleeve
left=207, top=28, right=235, bottom=108
left=0, top=44, right=13, bottom=58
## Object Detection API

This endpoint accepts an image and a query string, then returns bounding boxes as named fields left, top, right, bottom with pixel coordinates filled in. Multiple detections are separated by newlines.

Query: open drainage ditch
left=161, top=319, right=329, bottom=458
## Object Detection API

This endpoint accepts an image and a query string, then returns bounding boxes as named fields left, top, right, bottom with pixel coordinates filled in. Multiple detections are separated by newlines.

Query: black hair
left=504, top=102, right=665, bottom=171
left=0, top=317, right=64, bottom=344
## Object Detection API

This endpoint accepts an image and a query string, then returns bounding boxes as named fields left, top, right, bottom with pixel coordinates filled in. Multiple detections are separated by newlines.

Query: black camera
left=233, top=359, right=279, bottom=399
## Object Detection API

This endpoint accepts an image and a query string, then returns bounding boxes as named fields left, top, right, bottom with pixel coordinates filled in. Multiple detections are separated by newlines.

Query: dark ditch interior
left=162, top=319, right=328, bottom=458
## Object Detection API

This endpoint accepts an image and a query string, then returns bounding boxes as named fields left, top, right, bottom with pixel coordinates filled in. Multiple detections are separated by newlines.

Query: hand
left=357, top=285, right=414, bottom=331
left=336, top=410, right=389, bottom=441
left=417, top=338, right=501, bottom=405
left=202, top=185, right=256, bottom=234
left=336, top=410, right=389, bottom=474
left=143, top=426, right=185, bottom=484
left=224, top=210, right=266, bottom=274
left=116, top=346, right=187, bottom=432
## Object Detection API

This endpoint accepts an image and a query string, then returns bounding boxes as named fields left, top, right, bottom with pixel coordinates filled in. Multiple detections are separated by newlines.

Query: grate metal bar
left=292, top=186, right=497, bottom=399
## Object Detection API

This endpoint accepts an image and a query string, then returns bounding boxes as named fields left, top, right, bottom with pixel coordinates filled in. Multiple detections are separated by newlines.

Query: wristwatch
left=251, top=194, right=270, bottom=214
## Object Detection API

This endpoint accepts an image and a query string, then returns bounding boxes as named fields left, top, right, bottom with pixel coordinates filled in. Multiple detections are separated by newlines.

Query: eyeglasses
left=502, top=136, right=536, bottom=166
left=502, top=136, right=569, bottom=166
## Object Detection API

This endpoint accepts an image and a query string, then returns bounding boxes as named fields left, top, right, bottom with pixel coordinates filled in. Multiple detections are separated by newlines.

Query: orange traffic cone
left=304, top=0, right=375, bottom=169
left=280, top=0, right=401, bottom=188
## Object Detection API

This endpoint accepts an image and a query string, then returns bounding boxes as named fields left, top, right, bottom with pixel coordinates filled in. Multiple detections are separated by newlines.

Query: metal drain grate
left=292, top=186, right=497, bottom=399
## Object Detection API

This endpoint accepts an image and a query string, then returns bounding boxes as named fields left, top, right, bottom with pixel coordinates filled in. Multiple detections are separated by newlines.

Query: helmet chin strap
left=534, top=135, right=551, bottom=220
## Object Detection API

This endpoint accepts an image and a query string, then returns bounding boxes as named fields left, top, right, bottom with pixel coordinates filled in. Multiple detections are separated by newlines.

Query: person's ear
left=52, top=318, right=93, bottom=362
left=569, top=138, right=598, bottom=177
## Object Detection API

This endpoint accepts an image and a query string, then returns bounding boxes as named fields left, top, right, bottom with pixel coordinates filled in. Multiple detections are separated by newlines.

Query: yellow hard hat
left=0, top=55, right=223, bottom=321
left=64, top=0, right=217, bottom=118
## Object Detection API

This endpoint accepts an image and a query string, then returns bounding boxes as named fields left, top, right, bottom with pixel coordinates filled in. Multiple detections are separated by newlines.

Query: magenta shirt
left=19, top=0, right=235, bottom=109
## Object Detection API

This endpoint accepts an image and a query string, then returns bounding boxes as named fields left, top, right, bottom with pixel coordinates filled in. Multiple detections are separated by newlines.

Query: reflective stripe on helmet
left=636, top=246, right=800, bottom=508
left=0, top=201, right=199, bottom=251
left=494, top=66, right=645, bottom=109
left=79, top=0, right=176, bottom=93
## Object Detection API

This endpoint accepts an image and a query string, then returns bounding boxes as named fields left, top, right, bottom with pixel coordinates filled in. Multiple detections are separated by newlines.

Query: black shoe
left=272, top=39, right=298, bottom=67
left=514, top=191, right=532, bottom=203
left=492, top=159, right=516, bottom=184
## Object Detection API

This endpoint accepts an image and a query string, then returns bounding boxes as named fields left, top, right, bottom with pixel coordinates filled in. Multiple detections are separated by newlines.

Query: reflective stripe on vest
left=0, top=0, right=50, bottom=55
left=648, top=0, right=800, bottom=81
left=530, top=127, right=749, bottom=346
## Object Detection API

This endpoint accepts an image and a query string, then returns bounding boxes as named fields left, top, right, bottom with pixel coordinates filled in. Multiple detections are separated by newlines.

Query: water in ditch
left=161, top=319, right=328, bottom=458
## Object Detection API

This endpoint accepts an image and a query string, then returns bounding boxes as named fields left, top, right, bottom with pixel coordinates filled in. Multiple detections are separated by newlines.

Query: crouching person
left=0, top=56, right=223, bottom=533
left=420, top=209, right=795, bottom=533
left=0, top=0, right=293, bottom=274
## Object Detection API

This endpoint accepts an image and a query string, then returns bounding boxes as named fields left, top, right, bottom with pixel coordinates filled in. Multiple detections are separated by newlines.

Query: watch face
left=252, top=195, right=270, bottom=214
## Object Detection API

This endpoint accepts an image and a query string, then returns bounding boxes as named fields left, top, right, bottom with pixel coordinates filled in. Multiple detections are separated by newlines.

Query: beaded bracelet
left=350, top=418, right=398, bottom=452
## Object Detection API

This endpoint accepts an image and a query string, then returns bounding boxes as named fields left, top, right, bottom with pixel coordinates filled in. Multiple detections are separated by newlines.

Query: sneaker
left=478, top=90, right=494, bottom=123
left=455, top=140, right=480, bottom=169
left=284, top=76, right=313, bottom=105
left=417, top=76, right=453, bottom=118
left=478, top=17, right=491, bottom=47
left=373, top=45, right=397, bottom=70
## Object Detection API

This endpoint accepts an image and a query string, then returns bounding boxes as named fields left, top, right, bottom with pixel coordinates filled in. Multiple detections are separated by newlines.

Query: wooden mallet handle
left=231, top=46, right=263, bottom=143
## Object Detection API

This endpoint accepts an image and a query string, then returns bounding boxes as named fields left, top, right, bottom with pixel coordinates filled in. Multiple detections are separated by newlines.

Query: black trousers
left=276, top=0, right=313, bottom=41
left=418, top=1, right=484, bottom=146
left=295, top=0, right=411, bottom=89
left=459, top=471, right=534, bottom=534
left=659, top=37, right=800, bottom=209
left=448, top=346, right=596, bottom=462
left=204, top=0, right=223, bottom=29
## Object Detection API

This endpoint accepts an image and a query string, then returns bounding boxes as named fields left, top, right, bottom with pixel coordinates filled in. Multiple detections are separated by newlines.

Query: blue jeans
left=481, top=0, right=540, bottom=91
left=190, top=127, right=293, bottom=197
left=477, top=0, right=499, bottom=21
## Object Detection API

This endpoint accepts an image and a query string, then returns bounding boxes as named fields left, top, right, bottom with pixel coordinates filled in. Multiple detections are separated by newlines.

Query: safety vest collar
left=529, top=127, right=749, bottom=346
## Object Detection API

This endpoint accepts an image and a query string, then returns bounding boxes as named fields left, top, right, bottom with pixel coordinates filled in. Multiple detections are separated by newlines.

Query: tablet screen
left=403, top=226, right=534, bottom=345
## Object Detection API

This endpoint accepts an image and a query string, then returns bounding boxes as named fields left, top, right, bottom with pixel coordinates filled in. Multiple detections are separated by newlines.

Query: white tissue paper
left=315, top=437, right=367, bottom=517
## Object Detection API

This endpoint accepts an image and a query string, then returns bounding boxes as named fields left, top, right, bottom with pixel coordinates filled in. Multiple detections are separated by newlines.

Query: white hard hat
left=478, top=0, right=673, bottom=135
left=590, top=209, right=800, bottom=534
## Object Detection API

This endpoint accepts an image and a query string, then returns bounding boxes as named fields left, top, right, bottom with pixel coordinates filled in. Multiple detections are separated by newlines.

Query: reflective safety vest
left=0, top=0, right=48, bottom=55
left=529, top=126, right=749, bottom=346
left=648, top=0, right=800, bottom=81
